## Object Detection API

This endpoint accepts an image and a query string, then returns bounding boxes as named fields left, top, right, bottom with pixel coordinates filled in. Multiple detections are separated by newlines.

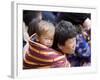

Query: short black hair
left=23, top=10, right=42, bottom=26
left=52, top=20, right=77, bottom=49
left=28, top=19, right=41, bottom=36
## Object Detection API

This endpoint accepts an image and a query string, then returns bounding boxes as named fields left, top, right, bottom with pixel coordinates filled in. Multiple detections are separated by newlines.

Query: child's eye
left=44, top=37, right=53, bottom=40
left=44, top=38, right=48, bottom=39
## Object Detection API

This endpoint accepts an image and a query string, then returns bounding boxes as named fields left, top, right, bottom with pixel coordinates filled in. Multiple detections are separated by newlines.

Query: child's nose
left=48, top=40, right=52, bottom=43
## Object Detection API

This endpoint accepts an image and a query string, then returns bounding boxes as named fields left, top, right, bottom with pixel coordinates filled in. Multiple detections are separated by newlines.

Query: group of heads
left=29, top=18, right=77, bottom=55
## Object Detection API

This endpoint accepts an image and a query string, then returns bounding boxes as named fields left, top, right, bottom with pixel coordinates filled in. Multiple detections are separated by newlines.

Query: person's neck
left=56, top=48, right=66, bottom=55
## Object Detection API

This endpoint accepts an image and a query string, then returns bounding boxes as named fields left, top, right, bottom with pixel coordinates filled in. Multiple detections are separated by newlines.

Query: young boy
left=52, top=20, right=78, bottom=67
left=23, top=19, right=70, bottom=69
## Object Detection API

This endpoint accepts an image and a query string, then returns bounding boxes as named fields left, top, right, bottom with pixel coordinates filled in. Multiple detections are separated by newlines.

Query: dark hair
left=23, top=10, right=42, bottom=26
left=52, top=20, right=77, bottom=49
left=56, top=12, right=91, bottom=25
left=28, top=19, right=41, bottom=36
left=75, top=25, right=82, bottom=34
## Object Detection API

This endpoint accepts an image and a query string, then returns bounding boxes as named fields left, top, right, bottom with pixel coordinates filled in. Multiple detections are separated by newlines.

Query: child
left=52, top=20, right=78, bottom=67
left=23, top=19, right=70, bottom=69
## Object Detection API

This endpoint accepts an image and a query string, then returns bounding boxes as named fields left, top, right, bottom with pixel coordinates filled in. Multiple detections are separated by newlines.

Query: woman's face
left=59, top=37, right=76, bottom=54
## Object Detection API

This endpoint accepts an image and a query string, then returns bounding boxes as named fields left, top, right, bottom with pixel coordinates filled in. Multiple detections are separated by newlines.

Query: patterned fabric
left=75, top=34, right=91, bottom=62
left=66, top=54, right=81, bottom=67
left=23, top=34, right=70, bottom=69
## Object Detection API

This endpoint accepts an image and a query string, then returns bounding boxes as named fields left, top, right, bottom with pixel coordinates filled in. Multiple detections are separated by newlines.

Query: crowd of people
left=23, top=10, right=91, bottom=69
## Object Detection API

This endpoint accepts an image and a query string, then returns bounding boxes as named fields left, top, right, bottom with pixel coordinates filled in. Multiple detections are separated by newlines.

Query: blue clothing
left=42, top=12, right=56, bottom=25
left=66, top=54, right=81, bottom=67
left=66, top=34, right=91, bottom=67
left=75, top=34, right=91, bottom=62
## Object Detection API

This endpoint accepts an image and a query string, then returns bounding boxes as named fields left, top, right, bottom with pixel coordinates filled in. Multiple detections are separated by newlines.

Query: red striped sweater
left=23, top=34, right=70, bottom=69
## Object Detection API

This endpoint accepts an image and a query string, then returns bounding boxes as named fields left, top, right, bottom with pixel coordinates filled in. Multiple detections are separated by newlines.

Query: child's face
left=59, top=37, right=76, bottom=54
left=37, top=32, right=54, bottom=47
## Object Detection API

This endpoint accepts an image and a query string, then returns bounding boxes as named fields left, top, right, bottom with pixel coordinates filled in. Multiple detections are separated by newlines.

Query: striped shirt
left=23, top=34, right=70, bottom=69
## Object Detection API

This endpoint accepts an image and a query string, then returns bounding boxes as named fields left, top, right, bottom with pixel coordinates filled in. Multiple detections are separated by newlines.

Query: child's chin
left=47, top=45, right=52, bottom=48
left=43, top=44, right=51, bottom=48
